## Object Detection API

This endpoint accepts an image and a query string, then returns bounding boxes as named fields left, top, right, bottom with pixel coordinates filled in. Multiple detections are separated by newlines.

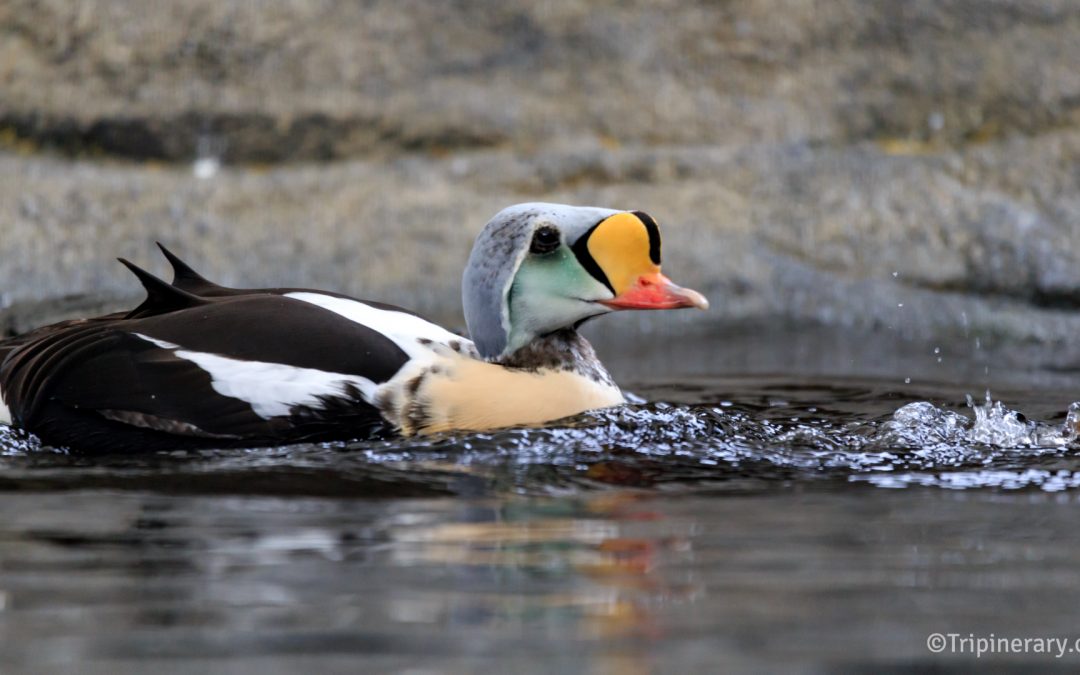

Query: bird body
left=0, top=203, right=706, bottom=451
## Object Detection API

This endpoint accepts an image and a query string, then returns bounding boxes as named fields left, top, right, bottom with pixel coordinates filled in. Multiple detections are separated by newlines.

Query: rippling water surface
left=2, top=343, right=1080, bottom=670
left=3, top=376, right=1078, bottom=494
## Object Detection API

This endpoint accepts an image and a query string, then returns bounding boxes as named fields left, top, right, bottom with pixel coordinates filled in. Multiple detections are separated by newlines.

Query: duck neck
left=493, top=329, right=616, bottom=387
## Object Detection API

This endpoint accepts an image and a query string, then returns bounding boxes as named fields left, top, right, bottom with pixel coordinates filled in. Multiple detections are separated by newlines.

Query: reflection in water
left=1, top=376, right=1080, bottom=669
left=3, top=488, right=1080, bottom=671
left=0, top=491, right=697, bottom=672
left=383, top=493, right=681, bottom=647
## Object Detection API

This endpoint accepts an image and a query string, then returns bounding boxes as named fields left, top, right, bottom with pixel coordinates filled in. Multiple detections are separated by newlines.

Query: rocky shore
left=3, top=0, right=1080, bottom=377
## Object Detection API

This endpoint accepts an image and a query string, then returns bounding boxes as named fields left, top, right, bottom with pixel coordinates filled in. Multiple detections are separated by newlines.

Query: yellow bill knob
left=586, top=211, right=708, bottom=311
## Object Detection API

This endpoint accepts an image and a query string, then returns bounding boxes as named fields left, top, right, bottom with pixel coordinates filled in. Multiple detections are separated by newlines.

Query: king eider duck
left=0, top=203, right=707, bottom=452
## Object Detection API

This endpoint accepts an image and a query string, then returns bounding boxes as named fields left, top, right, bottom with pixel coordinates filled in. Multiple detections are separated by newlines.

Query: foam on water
left=0, top=381, right=1078, bottom=494
left=0, top=425, right=47, bottom=456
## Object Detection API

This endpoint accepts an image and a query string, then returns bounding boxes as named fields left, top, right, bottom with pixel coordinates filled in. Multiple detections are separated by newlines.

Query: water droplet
left=892, top=271, right=899, bottom=278
left=898, top=303, right=904, bottom=308
left=1065, top=402, right=1080, bottom=441
left=904, top=377, right=911, bottom=384
left=933, top=347, right=940, bottom=354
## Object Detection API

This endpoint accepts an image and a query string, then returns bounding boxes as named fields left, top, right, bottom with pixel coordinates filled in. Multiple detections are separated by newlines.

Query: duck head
left=462, top=202, right=708, bottom=360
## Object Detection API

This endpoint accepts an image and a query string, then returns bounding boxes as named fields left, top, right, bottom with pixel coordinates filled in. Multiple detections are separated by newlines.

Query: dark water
left=2, top=327, right=1080, bottom=672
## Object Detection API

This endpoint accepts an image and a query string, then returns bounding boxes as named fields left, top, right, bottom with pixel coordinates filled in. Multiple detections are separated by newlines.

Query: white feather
left=0, top=395, right=11, bottom=425
left=133, top=333, right=377, bottom=419
left=173, top=351, right=377, bottom=418
left=136, top=334, right=180, bottom=350
left=284, top=292, right=468, bottom=360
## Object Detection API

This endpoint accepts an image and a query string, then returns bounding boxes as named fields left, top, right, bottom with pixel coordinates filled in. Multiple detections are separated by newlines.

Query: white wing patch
left=136, top=334, right=180, bottom=350
left=132, top=333, right=377, bottom=419
left=284, top=292, right=469, bottom=360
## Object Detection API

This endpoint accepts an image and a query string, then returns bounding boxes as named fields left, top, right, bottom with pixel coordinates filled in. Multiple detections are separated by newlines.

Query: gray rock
left=1, top=0, right=1079, bottom=380
left=3, top=0, right=1079, bottom=159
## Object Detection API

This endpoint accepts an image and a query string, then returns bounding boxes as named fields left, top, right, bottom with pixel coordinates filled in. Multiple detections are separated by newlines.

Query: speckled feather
left=462, top=203, right=618, bottom=359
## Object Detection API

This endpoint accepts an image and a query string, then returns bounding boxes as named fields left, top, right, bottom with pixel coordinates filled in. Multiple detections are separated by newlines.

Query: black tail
left=156, top=243, right=228, bottom=295
left=119, top=258, right=209, bottom=319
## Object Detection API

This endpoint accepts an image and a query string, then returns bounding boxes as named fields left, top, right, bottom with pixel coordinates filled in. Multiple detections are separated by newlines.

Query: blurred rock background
left=2, top=0, right=1080, bottom=377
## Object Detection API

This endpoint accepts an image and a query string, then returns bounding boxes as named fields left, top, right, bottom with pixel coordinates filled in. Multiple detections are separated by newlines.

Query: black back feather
left=0, top=249, right=425, bottom=451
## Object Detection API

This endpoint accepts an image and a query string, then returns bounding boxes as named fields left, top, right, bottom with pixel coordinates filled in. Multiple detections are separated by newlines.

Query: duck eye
left=530, top=226, right=561, bottom=255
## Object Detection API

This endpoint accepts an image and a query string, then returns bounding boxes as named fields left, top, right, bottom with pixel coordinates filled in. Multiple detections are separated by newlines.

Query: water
left=2, top=328, right=1080, bottom=670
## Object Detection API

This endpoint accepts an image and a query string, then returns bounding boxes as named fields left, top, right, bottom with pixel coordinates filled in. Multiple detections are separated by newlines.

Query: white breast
left=376, top=343, right=625, bottom=435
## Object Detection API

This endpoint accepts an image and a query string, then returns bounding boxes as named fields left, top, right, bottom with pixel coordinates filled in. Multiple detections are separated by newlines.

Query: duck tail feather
left=118, top=258, right=208, bottom=318
left=155, top=243, right=226, bottom=294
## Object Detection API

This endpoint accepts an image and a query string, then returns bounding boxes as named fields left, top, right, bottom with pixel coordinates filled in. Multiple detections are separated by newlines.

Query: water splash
left=1065, top=402, right=1080, bottom=443
left=0, top=425, right=44, bottom=456
left=0, top=384, right=1078, bottom=494
left=967, top=392, right=1043, bottom=447
left=328, top=394, right=1080, bottom=493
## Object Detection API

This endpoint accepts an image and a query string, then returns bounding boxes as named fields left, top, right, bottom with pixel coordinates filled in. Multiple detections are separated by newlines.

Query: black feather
left=119, top=258, right=209, bottom=319
left=156, top=243, right=226, bottom=295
